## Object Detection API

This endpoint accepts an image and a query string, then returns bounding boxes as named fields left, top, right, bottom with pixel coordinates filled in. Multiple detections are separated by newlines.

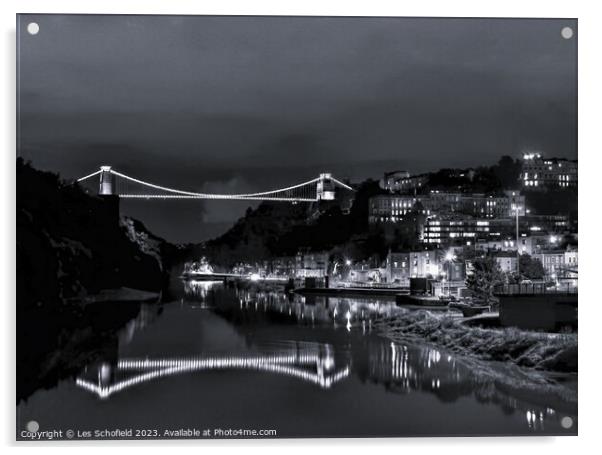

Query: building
left=380, top=171, right=428, bottom=194
left=423, top=215, right=516, bottom=245
left=564, top=249, right=578, bottom=270
left=534, top=251, right=566, bottom=278
left=516, top=234, right=567, bottom=255
left=385, top=250, right=443, bottom=283
left=478, top=238, right=518, bottom=252
left=442, top=259, right=466, bottom=281
left=409, top=250, right=443, bottom=278
left=428, top=191, right=525, bottom=218
left=520, top=153, right=577, bottom=190
left=431, top=280, right=468, bottom=298
left=518, top=235, right=547, bottom=255
left=527, top=249, right=578, bottom=282
left=481, top=234, right=562, bottom=255
left=531, top=248, right=578, bottom=279
left=369, top=191, right=525, bottom=224
left=369, top=195, right=430, bottom=223
left=268, top=256, right=297, bottom=277
left=349, top=260, right=384, bottom=283
left=494, top=253, right=518, bottom=274
left=385, top=252, right=411, bottom=283
left=522, top=215, right=570, bottom=234
left=424, top=213, right=571, bottom=247
left=296, top=251, right=330, bottom=278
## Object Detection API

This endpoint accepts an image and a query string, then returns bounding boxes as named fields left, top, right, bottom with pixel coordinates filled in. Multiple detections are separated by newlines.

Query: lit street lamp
left=512, top=204, right=524, bottom=278
left=442, top=251, right=456, bottom=296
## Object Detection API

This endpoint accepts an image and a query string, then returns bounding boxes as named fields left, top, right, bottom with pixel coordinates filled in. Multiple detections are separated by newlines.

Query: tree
left=519, top=254, right=545, bottom=280
left=491, top=155, right=522, bottom=189
left=465, top=256, right=504, bottom=305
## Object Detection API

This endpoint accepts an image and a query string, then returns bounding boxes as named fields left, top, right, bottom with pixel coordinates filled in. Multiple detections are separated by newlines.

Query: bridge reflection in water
left=75, top=343, right=349, bottom=399
left=67, top=283, right=576, bottom=434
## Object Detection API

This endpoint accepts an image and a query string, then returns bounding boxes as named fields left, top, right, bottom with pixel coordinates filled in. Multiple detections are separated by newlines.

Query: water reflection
left=76, top=341, right=349, bottom=399
left=120, top=303, right=161, bottom=344
left=222, top=285, right=576, bottom=433
left=183, top=279, right=222, bottom=303
left=60, top=281, right=577, bottom=435
left=234, top=288, right=401, bottom=330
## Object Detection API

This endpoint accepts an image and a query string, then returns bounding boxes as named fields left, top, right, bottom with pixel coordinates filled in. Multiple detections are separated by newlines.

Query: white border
left=3, top=0, right=601, bottom=452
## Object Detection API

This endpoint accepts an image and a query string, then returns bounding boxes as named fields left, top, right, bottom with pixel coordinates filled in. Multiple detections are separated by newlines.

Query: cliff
left=16, top=158, right=174, bottom=309
left=16, top=159, right=176, bottom=402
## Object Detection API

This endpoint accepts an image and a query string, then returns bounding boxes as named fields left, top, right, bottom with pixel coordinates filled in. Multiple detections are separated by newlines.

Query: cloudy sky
left=17, top=15, right=577, bottom=242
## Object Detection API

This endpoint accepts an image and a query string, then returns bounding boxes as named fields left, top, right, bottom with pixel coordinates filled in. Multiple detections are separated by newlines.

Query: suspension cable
left=76, top=169, right=102, bottom=183
left=110, top=169, right=321, bottom=198
left=330, top=177, right=354, bottom=191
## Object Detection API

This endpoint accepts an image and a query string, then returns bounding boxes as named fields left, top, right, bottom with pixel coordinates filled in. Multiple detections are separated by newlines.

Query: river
left=17, top=279, right=577, bottom=439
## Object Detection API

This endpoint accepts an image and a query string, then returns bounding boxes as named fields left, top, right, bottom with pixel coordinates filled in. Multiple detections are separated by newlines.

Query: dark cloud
left=17, top=15, right=577, bottom=242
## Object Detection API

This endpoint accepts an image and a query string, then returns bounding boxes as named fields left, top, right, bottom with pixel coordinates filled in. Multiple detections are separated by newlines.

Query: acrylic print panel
left=16, top=15, right=578, bottom=440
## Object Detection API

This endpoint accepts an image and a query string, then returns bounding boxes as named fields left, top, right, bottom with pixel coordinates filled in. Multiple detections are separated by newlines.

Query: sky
left=17, top=15, right=577, bottom=243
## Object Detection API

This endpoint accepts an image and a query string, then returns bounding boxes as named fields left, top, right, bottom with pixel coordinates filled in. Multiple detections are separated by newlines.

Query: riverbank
left=373, top=310, right=577, bottom=373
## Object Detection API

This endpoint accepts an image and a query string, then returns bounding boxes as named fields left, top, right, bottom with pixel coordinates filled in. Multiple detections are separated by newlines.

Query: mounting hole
left=27, top=22, right=40, bottom=35
left=561, top=416, right=573, bottom=429
left=561, top=26, right=573, bottom=40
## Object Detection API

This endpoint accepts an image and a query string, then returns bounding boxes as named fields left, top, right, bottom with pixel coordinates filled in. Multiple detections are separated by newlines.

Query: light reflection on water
left=19, top=280, right=577, bottom=437
left=177, top=280, right=577, bottom=434
left=76, top=342, right=350, bottom=399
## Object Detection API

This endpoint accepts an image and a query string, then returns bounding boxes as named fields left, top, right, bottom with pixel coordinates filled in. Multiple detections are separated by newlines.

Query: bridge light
left=82, top=167, right=349, bottom=201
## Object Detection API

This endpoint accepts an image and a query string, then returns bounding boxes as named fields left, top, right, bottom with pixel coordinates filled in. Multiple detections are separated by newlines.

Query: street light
left=442, top=252, right=456, bottom=296
left=512, top=204, right=523, bottom=278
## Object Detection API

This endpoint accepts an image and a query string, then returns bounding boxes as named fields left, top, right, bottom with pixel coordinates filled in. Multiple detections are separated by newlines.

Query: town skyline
left=20, top=150, right=577, bottom=244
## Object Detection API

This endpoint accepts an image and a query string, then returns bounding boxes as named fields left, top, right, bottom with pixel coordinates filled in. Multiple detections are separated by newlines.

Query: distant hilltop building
left=422, top=213, right=569, bottom=246
left=369, top=191, right=525, bottom=224
left=520, top=153, right=577, bottom=189
left=379, top=170, right=428, bottom=194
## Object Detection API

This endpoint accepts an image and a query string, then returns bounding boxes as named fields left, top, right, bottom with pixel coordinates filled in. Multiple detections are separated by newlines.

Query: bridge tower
left=99, top=166, right=114, bottom=195
left=97, top=166, right=120, bottom=223
left=317, top=173, right=335, bottom=200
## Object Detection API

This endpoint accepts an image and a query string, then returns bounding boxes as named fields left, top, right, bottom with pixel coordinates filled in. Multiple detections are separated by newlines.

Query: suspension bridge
left=77, top=166, right=353, bottom=202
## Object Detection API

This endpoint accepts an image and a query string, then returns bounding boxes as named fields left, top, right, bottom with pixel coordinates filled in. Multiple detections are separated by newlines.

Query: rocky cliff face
left=17, top=159, right=171, bottom=309
left=16, top=159, right=176, bottom=402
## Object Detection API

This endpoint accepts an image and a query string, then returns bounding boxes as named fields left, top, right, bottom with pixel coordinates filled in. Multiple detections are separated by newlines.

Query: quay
left=181, top=272, right=288, bottom=283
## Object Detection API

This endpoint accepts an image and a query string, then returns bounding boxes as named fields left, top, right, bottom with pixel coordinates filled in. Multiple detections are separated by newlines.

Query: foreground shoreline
left=372, top=310, right=578, bottom=409
left=373, top=310, right=577, bottom=373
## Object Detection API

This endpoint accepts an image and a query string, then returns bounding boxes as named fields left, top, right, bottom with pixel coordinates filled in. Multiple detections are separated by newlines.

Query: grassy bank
left=373, top=310, right=577, bottom=373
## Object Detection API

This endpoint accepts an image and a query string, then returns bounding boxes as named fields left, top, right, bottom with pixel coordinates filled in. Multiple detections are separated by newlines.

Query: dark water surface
left=17, top=280, right=577, bottom=439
